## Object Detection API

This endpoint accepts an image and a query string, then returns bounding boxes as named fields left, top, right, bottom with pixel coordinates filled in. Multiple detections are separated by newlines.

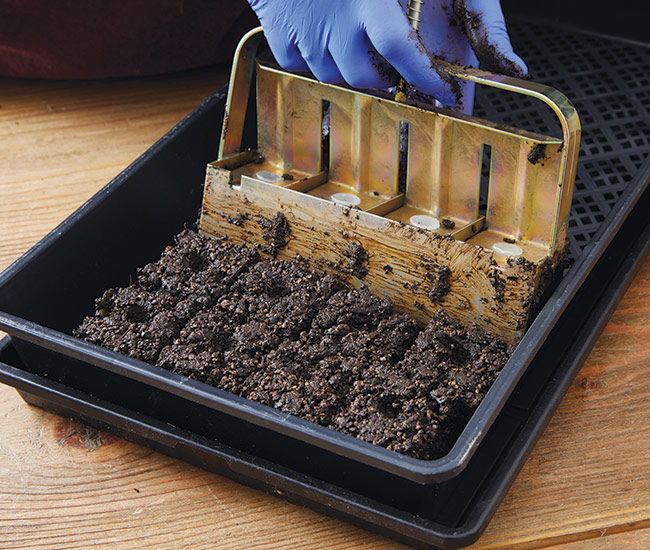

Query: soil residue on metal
left=74, top=229, right=512, bottom=460
left=256, top=212, right=290, bottom=257
left=422, top=260, right=452, bottom=302
left=527, top=144, right=547, bottom=165
left=221, top=112, right=229, bottom=142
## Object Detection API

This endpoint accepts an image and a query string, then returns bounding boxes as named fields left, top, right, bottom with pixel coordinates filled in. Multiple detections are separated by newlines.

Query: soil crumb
left=341, top=241, right=369, bottom=279
left=74, top=229, right=512, bottom=460
left=423, top=261, right=452, bottom=302
left=527, top=144, right=547, bottom=165
left=223, top=212, right=249, bottom=227
left=257, top=212, right=290, bottom=257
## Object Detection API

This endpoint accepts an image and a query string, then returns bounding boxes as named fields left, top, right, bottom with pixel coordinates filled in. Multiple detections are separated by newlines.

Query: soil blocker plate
left=1, top=16, right=650, bottom=549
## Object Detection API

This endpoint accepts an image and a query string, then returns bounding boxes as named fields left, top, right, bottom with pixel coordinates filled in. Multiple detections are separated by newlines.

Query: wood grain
left=202, top=161, right=556, bottom=344
left=0, top=385, right=402, bottom=550
left=0, top=69, right=226, bottom=273
left=1, top=67, right=650, bottom=549
left=472, top=259, right=650, bottom=549
left=548, top=525, right=650, bottom=549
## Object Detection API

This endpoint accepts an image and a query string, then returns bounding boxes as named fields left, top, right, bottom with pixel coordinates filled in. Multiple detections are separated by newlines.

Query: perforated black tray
left=1, top=15, right=649, bottom=549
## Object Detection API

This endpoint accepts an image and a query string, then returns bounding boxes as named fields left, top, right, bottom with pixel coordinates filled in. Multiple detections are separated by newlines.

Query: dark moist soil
left=74, top=229, right=512, bottom=460
left=421, top=260, right=452, bottom=303
left=527, top=144, right=547, bottom=165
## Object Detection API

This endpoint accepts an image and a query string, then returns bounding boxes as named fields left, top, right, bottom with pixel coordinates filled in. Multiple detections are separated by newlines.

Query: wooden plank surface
left=1, top=67, right=650, bottom=549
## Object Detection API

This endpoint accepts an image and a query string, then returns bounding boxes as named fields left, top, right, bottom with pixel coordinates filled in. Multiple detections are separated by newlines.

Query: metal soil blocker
left=2, top=11, right=648, bottom=548
left=199, top=27, right=581, bottom=345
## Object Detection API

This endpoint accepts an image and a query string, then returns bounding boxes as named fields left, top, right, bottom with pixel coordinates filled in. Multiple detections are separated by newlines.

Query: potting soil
left=74, top=228, right=512, bottom=460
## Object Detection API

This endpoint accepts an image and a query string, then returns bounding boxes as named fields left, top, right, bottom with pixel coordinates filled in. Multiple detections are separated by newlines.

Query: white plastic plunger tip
left=409, top=215, right=440, bottom=230
left=492, top=242, right=523, bottom=257
left=255, top=170, right=285, bottom=184
left=330, top=193, right=361, bottom=207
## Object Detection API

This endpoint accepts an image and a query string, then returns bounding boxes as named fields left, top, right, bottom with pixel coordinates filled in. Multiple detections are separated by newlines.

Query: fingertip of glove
left=509, top=53, right=529, bottom=79
left=437, top=88, right=459, bottom=107
left=479, top=46, right=528, bottom=79
left=500, top=51, right=528, bottom=79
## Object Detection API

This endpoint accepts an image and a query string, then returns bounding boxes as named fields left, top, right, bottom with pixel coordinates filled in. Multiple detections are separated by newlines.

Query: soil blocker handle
left=219, top=27, right=266, bottom=161
left=394, top=0, right=425, bottom=103
left=439, top=61, right=581, bottom=252
left=219, top=27, right=581, bottom=257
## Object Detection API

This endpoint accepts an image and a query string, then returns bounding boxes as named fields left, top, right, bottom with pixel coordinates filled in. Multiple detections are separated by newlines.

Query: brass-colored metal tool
left=395, top=0, right=424, bottom=103
left=199, top=27, right=580, bottom=345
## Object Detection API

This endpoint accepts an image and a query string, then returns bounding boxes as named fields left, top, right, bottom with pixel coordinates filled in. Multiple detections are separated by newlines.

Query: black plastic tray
left=1, top=16, right=650, bottom=549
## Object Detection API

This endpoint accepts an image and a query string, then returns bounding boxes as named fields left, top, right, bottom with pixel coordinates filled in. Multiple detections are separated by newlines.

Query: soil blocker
left=1, top=14, right=650, bottom=549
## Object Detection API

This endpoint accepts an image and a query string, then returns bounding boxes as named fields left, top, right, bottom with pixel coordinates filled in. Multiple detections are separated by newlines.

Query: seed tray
left=1, top=15, right=650, bottom=549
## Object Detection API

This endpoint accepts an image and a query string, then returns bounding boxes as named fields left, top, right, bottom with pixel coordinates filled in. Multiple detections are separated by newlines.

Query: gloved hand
left=399, top=0, right=528, bottom=111
left=247, top=0, right=527, bottom=110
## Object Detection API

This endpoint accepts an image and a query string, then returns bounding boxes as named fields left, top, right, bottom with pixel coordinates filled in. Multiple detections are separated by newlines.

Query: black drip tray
left=1, top=17, right=650, bottom=549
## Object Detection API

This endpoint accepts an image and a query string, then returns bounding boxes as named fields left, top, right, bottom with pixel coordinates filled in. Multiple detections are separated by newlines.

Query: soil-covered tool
left=199, top=27, right=580, bottom=345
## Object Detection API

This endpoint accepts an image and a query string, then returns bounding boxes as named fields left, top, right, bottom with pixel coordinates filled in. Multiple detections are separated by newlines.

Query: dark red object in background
left=0, top=0, right=258, bottom=79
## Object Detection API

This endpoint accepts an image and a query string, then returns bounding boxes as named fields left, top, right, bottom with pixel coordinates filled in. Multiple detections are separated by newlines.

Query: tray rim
left=1, top=77, right=649, bottom=484
left=2, top=189, right=650, bottom=549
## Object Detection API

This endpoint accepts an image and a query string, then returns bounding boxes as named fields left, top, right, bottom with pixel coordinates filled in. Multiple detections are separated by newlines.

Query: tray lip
left=1, top=81, right=649, bottom=485
left=4, top=169, right=650, bottom=549
left=0, top=311, right=466, bottom=482
left=0, top=339, right=478, bottom=549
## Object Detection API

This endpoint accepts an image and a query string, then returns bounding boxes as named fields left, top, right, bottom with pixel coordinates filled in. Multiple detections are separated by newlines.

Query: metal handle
left=395, top=0, right=424, bottom=102
left=439, top=61, right=581, bottom=251
left=406, top=0, right=424, bottom=30
left=219, top=27, right=581, bottom=256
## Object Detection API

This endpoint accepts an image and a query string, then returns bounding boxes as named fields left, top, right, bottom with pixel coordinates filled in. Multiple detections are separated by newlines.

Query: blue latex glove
left=400, top=0, right=528, bottom=112
left=247, top=0, right=527, bottom=109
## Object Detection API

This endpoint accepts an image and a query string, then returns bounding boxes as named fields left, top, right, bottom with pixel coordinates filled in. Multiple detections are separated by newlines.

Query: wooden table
left=1, top=67, right=649, bottom=550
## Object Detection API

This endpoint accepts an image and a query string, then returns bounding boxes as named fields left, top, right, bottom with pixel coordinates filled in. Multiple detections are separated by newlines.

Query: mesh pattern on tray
left=474, top=19, right=650, bottom=257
